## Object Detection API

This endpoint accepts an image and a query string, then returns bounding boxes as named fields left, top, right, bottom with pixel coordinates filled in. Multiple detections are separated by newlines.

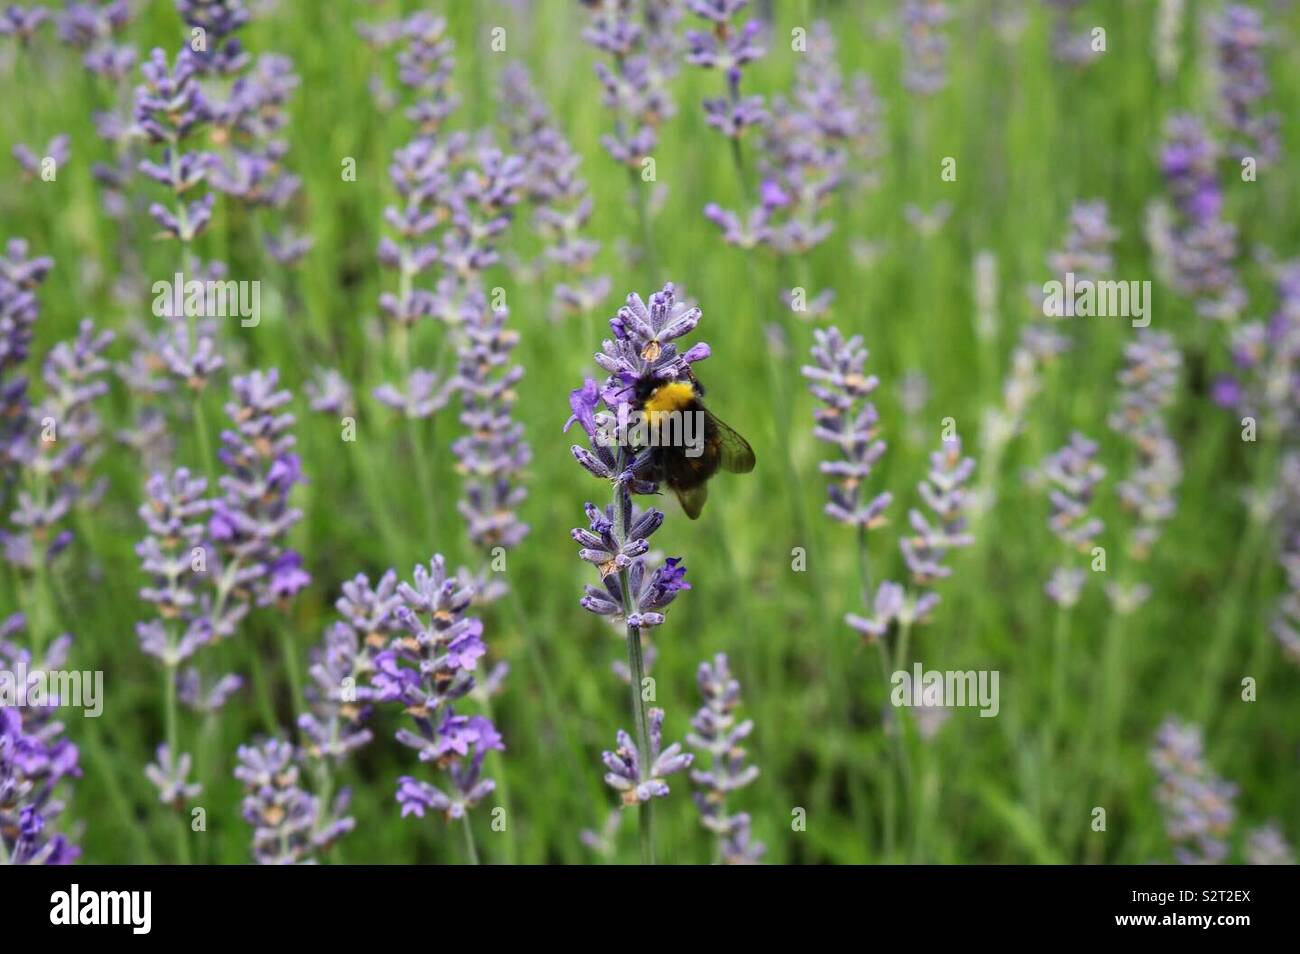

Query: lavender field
left=1, top=0, right=1297, bottom=866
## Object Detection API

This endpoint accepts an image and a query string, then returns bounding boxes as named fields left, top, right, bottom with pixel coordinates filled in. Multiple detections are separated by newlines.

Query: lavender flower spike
left=234, top=738, right=354, bottom=865
left=802, top=327, right=892, bottom=529
left=569, top=281, right=709, bottom=863
left=1108, top=330, right=1183, bottom=592
left=1149, top=116, right=1244, bottom=321
left=1210, top=4, right=1280, bottom=166
left=210, top=368, right=309, bottom=610
left=901, top=0, right=951, bottom=96
left=1038, top=431, right=1104, bottom=608
left=1246, top=823, right=1295, bottom=866
left=685, top=0, right=768, bottom=141
left=687, top=653, right=764, bottom=863
left=372, top=555, right=504, bottom=847
left=581, top=0, right=678, bottom=168
left=499, top=62, right=610, bottom=317
left=1149, top=719, right=1237, bottom=865
left=452, top=294, right=531, bottom=551
left=0, top=616, right=81, bottom=865
left=896, top=436, right=976, bottom=624
left=603, top=707, right=693, bottom=806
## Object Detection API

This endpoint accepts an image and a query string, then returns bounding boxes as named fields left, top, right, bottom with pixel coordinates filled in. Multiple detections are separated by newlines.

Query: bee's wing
left=707, top=411, right=756, bottom=474
left=672, top=481, right=709, bottom=520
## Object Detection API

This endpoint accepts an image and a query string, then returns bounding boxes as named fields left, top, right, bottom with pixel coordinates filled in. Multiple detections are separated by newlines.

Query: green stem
left=614, top=453, right=655, bottom=864
left=163, top=661, right=191, bottom=864
left=460, top=814, right=481, bottom=865
left=477, top=692, right=517, bottom=864
left=630, top=167, right=656, bottom=286
left=407, top=416, right=438, bottom=545
left=1051, top=606, right=1070, bottom=730
left=279, top=626, right=304, bottom=719
left=623, top=615, right=655, bottom=864
left=876, top=642, right=897, bottom=861
left=891, top=619, right=916, bottom=849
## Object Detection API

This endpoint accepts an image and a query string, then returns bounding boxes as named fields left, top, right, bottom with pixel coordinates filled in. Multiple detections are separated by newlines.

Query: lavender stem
left=460, top=814, right=480, bottom=865
left=875, top=641, right=898, bottom=860
left=615, top=448, right=655, bottom=864
left=162, top=660, right=191, bottom=863
left=630, top=168, right=657, bottom=285
left=476, top=693, right=517, bottom=864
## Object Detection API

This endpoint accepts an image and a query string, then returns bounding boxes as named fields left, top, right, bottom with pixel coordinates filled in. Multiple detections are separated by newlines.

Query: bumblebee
left=633, top=372, right=755, bottom=519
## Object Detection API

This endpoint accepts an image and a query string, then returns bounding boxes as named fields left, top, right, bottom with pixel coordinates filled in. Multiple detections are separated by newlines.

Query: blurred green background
left=1, top=0, right=1297, bottom=864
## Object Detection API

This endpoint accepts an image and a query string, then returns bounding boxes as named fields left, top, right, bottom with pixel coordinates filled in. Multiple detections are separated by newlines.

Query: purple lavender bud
left=144, top=744, right=202, bottom=806
left=802, top=327, right=893, bottom=529
left=396, top=757, right=495, bottom=821
left=0, top=4, right=50, bottom=44
left=136, top=467, right=210, bottom=623
left=602, top=707, right=693, bottom=805
left=1228, top=261, right=1300, bottom=436
left=5, top=317, right=115, bottom=570
left=177, top=668, right=242, bottom=714
left=159, top=318, right=224, bottom=392
left=687, top=653, right=764, bottom=863
left=176, top=0, right=251, bottom=77
left=1104, top=581, right=1152, bottom=616
left=1, top=241, right=51, bottom=508
left=1040, top=431, right=1105, bottom=551
left=374, top=555, right=504, bottom=825
left=686, top=1, right=767, bottom=142
left=1246, top=823, right=1295, bottom=866
left=265, top=227, right=312, bottom=266
left=0, top=618, right=81, bottom=864
left=373, top=369, right=456, bottom=420
left=452, top=297, right=531, bottom=550
left=134, top=47, right=211, bottom=143
left=579, top=809, right=623, bottom=859
left=297, top=619, right=377, bottom=764
left=234, top=738, right=354, bottom=864
left=1108, top=330, right=1183, bottom=563
left=573, top=499, right=658, bottom=574
left=1210, top=4, right=1280, bottom=166
left=1038, top=432, right=1104, bottom=607
left=1045, top=0, right=1103, bottom=67
left=582, top=0, right=677, bottom=168
left=1047, top=200, right=1117, bottom=284
left=1152, top=116, right=1244, bottom=320
left=900, top=438, right=976, bottom=586
left=58, top=1, right=134, bottom=78
left=499, top=62, right=610, bottom=317
left=1150, top=719, right=1238, bottom=865
left=12, top=135, right=69, bottom=178
left=845, top=580, right=905, bottom=643
left=594, top=282, right=708, bottom=408
left=1044, top=566, right=1086, bottom=609
left=304, top=366, right=354, bottom=417
left=211, top=368, right=307, bottom=608
left=901, top=0, right=951, bottom=96
left=386, top=12, right=459, bottom=133
left=336, top=568, right=402, bottom=644
left=1160, top=116, right=1223, bottom=223
left=744, top=23, right=880, bottom=256
left=58, top=2, right=130, bottom=48
left=686, top=9, right=765, bottom=71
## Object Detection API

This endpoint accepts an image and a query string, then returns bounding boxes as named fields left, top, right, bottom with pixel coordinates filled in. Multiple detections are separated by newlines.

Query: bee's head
left=633, top=376, right=665, bottom=406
